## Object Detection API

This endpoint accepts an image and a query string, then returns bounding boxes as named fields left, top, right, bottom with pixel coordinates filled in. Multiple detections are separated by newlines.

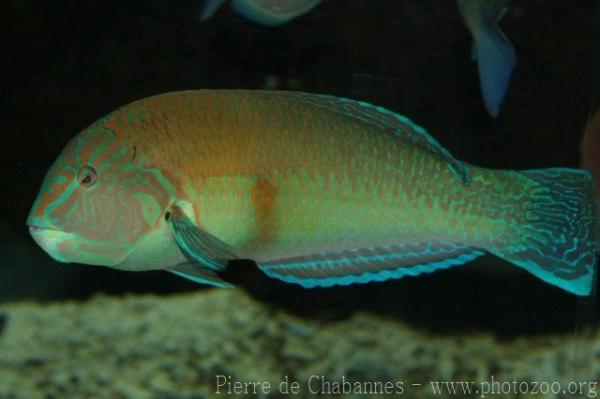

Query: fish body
left=457, top=0, right=516, bottom=118
left=200, top=0, right=321, bottom=26
left=28, top=90, right=597, bottom=295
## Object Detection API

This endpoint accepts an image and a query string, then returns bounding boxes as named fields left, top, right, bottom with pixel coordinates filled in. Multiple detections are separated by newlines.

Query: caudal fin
left=493, top=168, right=597, bottom=295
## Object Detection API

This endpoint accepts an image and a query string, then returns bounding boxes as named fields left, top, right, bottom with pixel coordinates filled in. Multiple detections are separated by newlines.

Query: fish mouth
left=28, top=225, right=58, bottom=233
left=27, top=221, right=74, bottom=263
left=28, top=225, right=73, bottom=240
left=27, top=225, right=73, bottom=237
left=27, top=225, right=71, bottom=239
left=26, top=215, right=63, bottom=233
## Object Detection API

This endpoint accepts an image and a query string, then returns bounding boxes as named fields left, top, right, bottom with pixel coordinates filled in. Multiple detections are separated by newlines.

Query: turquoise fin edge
left=260, top=250, right=484, bottom=288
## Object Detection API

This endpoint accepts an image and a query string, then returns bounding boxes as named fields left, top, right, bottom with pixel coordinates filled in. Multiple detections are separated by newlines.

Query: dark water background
left=1, top=0, right=599, bottom=337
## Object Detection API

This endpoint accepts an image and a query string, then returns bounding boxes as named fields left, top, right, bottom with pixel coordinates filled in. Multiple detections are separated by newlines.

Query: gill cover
left=28, top=120, right=175, bottom=266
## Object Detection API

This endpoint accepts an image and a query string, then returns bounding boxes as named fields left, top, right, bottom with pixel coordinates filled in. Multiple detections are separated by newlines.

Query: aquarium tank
left=1, top=1, right=600, bottom=398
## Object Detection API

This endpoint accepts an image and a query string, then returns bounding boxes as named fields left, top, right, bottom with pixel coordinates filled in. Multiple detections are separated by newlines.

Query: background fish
left=200, top=0, right=322, bottom=26
left=457, top=0, right=516, bottom=118
left=581, top=109, right=600, bottom=203
left=27, top=90, right=597, bottom=295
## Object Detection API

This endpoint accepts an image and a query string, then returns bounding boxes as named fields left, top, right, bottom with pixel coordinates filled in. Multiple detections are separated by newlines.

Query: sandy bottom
left=0, top=289, right=598, bottom=399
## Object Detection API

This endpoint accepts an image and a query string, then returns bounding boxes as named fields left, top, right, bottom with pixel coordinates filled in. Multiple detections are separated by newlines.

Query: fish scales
left=110, top=91, right=480, bottom=256
left=27, top=90, right=597, bottom=295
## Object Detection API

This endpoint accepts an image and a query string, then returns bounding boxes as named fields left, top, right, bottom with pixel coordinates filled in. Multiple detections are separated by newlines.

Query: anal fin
left=258, top=241, right=484, bottom=288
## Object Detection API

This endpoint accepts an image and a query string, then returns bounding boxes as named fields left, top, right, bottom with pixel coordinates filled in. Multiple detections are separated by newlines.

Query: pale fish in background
left=27, top=90, right=597, bottom=295
left=200, top=0, right=321, bottom=26
left=581, top=109, right=600, bottom=202
left=457, top=0, right=516, bottom=118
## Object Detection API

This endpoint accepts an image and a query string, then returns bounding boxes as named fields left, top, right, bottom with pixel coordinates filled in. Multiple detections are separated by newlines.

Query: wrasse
left=457, top=0, right=516, bottom=118
left=200, top=0, right=321, bottom=26
left=27, top=90, right=596, bottom=295
left=581, top=109, right=600, bottom=203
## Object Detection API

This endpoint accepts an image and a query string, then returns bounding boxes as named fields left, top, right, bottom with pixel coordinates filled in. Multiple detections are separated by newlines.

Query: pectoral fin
left=166, top=206, right=237, bottom=271
left=169, top=262, right=233, bottom=288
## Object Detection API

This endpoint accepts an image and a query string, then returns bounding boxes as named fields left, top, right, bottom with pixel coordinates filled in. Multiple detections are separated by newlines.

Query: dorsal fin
left=272, top=91, right=470, bottom=185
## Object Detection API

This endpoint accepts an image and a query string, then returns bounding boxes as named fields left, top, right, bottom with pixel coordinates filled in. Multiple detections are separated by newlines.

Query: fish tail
left=492, top=168, right=597, bottom=295
left=462, top=0, right=516, bottom=118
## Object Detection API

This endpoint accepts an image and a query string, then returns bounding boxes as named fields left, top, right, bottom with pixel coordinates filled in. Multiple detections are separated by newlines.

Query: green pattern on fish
left=27, top=90, right=598, bottom=295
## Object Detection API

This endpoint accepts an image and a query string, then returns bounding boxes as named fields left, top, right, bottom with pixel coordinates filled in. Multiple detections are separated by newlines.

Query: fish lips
left=27, top=220, right=73, bottom=263
left=27, top=216, right=133, bottom=267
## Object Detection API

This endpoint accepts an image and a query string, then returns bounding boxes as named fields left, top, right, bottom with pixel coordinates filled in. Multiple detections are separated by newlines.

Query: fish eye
left=77, top=166, right=97, bottom=188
